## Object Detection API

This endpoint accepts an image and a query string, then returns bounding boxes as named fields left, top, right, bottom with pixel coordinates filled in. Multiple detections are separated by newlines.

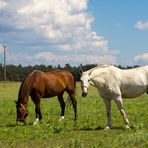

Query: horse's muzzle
left=82, top=92, right=87, bottom=97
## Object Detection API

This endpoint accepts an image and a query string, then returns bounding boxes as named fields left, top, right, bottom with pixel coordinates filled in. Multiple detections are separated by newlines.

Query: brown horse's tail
left=66, top=75, right=77, bottom=108
left=74, top=76, right=77, bottom=95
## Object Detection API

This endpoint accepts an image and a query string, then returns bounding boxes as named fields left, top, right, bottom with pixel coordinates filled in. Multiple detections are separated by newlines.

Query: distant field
left=0, top=82, right=148, bottom=147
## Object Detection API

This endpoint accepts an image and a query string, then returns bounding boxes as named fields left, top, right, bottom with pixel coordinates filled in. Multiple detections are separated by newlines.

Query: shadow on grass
left=0, top=122, right=33, bottom=128
left=74, top=126, right=131, bottom=131
left=74, top=126, right=103, bottom=131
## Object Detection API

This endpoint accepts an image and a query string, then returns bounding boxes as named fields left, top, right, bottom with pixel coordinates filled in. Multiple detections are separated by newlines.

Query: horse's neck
left=90, top=68, right=110, bottom=87
left=18, top=83, right=30, bottom=105
left=18, top=92, right=29, bottom=105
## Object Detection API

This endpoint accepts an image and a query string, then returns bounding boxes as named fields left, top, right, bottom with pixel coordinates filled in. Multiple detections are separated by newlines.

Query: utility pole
left=3, top=45, right=6, bottom=83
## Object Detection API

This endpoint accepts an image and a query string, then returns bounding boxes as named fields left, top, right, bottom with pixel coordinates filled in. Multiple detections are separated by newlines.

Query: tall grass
left=0, top=82, right=148, bottom=147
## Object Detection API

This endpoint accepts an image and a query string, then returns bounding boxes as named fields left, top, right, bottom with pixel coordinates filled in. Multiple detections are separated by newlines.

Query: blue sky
left=89, top=0, right=148, bottom=64
left=0, top=0, right=148, bottom=66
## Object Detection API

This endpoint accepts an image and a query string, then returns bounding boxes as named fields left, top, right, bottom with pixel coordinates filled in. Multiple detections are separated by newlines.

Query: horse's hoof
left=33, top=121, right=41, bottom=125
left=103, top=126, right=110, bottom=130
left=33, top=119, right=42, bottom=125
left=17, top=121, right=25, bottom=126
left=125, top=125, right=130, bottom=129
left=59, top=116, right=65, bottom=122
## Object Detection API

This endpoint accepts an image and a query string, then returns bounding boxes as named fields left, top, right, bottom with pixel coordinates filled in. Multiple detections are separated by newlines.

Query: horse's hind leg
left=114, top=96, right=130, bottom=129
left=68, top=91, right=77, bottom=121
left=58, top=93, right=65, bottom=120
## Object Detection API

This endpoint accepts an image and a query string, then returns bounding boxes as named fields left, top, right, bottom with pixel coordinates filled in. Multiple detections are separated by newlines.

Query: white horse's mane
left=86, top=65, right=113, bottom=75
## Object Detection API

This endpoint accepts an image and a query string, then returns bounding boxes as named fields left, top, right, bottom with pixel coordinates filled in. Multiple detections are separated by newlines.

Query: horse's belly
left=42, top=94, right=55, bottom=98
left=42, top=91, right=60, bottom=98
left=121, top=86, right=147, bottom=98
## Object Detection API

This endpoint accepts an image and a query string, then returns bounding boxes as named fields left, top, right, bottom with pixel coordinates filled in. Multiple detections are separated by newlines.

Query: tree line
left=0, top=64, right=139, bottom=82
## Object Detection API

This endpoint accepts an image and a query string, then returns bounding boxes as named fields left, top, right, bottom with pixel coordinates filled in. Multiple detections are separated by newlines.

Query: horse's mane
left=86, top=65, right=112, bottom=74
left=18, top=76, right=28, bottom=102
left=18, top=71, right=38, bottom=102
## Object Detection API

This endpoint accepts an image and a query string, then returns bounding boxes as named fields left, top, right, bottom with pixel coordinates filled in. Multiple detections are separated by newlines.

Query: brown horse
left=15, top=70, right=77, bottom=125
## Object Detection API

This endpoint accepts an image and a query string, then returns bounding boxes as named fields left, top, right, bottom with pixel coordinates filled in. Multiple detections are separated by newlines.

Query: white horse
left=80, top=65, right=148, bottom=129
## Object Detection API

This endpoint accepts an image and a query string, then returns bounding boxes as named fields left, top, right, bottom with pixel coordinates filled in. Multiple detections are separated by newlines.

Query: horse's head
left=80, top=69, right=91, bottom=97
left=15, top=101, right=28, bottom=125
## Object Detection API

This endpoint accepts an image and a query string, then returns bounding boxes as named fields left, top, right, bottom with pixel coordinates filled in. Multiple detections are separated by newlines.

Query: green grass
left=0, top=82, right=148, bottom=148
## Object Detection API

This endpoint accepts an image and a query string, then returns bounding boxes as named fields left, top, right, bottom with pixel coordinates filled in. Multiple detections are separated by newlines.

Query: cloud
left=34, top=52, right=55, bottom=61
left=15, top=0, right=108, bottom=53
left=0, top=0, right=117, bottom=66
left=134, top=21, right=148, bottom=30
left=67, top=54, right=117, bottom=65
left=0, top=0, right=8, bottom=9
left=0, top=46, right=4, bottom=53
left=133, top=52, right=148, bottom=63
left=7, top=52, right=32, bottom=65
left=34, top=52, right=117, bottom=66
left=7, top=51, right=117, bottom=66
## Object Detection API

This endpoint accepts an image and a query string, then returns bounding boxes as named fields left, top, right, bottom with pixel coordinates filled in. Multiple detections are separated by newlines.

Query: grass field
left=0, top=82, right=148, bottom=148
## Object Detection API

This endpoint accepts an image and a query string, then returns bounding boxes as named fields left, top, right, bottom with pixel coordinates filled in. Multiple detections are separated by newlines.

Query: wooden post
left=3, top=46, right=6, bottom=83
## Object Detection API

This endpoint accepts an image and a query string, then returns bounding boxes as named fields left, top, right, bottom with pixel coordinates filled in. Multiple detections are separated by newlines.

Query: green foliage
left=0, top=82, right=148, bottom=147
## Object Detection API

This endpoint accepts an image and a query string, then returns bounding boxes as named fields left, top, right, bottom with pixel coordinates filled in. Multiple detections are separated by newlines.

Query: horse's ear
left=79, top=68, right=83, bottom=75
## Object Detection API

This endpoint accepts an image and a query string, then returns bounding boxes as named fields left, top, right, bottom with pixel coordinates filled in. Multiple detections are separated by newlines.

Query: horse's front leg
left=114, top=96, right=130, bottom=129
left=31, top=96, right=42, bottom=125
left=103, top=98, right=111, bottom=130
left=33, top=105, right=42, bottom=125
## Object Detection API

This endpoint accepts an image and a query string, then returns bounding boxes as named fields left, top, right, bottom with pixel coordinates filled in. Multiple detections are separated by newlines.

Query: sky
left=0, top=0, right=148, bottom=66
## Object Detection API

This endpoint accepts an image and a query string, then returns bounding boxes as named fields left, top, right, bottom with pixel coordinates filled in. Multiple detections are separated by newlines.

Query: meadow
left=0, top=82, right=148, bottom=148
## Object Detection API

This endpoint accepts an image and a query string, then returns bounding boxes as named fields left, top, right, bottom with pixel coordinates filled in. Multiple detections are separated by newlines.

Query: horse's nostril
left=82, top=92, right=87, bottom=97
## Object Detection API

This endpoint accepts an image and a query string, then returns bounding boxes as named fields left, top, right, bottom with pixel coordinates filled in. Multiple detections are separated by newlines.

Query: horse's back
left=48, top=70, right=75, bottom=91
left=118, top=66, right=148, bottom=98
left=45, top=70, right=74, bottom=84
left=119, top=66, right=148, bottom=84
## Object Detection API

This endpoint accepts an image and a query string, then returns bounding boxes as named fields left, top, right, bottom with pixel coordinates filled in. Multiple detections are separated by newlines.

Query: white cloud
left=0, top=45, right=5, bottom=54
left=133, top=52, right=148, bottom=62
left=0, top=0, right=8, bottom=9
left=7, top=51, right=117, bottom=66
left=34, top=52, right=55, bottom=61
left=134, top=21, right=148, bottom=30
left=33, top=51, right=117, bottom=66
left=0, top=0, right=117, bottom=66
left=8, top=0, right=109, bottom=53
left=69, top=54, right=117, bottom=65
left=7, top=52, right=32, bottom=65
